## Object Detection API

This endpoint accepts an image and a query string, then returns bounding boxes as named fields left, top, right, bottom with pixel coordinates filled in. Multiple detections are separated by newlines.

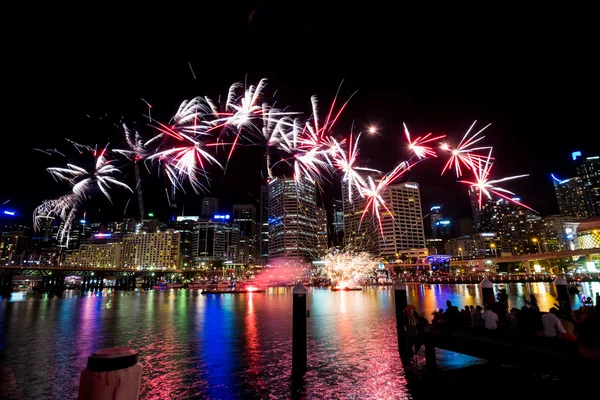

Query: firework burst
left=458, top=149, right=534, bottom=211
left=403, top=123, right=446, bottom=159
left=320, top=247, right=377, bottom=287
left=440, top=120, right=493, bottom=177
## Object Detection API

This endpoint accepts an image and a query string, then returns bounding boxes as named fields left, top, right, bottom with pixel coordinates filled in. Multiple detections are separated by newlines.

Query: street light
left=490, top=242, right=497, bottom=257
left=532, top=238, right=541, bottom=253
left=458, top=247, right=463, bottom=261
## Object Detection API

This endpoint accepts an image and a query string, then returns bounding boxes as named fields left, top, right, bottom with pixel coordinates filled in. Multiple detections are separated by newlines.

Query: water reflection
left=0, top=282, right=597, bottom=399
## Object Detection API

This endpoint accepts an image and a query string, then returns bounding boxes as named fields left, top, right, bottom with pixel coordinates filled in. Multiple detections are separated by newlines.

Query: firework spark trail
left=440, top=120, right=493, bottom=177
left=403, top=123, right=446, bottom=159
left=332, top=133, right=381, bottom=203
left=457, top=149, right=534, bottom=211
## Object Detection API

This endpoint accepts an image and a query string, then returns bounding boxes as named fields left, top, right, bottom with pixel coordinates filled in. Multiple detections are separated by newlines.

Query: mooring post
left=393, top=279, right=411, bottom=363
left=292, top=283, right=307, bottom=378
left=554, top=276, right=572, bottom=318
left=78, top=347, right=142, bottom=400
left=480, top=277, right=495, bottom=307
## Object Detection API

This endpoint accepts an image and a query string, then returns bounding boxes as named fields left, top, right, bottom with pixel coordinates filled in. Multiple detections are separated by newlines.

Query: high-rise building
left=342, top=179, right=378, bottom=253
left=536, top=214, right=568, bottom=252
left=552, top=152, right=600, bottom=219
left=0, top=231, right=28, bottom=265
left=331, top=199, right=344, bottom=246
left=192, top=218, right=239, bottom=264
left=171, top=218, right=197, bottom=268
left=574, top=152, right=600, bottom=217
left=120, top=230, right=180, bottom=269
left=377, top=182, right=426, bottom=259
left=316, top=206, right=328, bottom=256
left=469, top=187, right=496, bottom=233
left=201, top=197, right=219, bottom=218
left=64, top=241, right=122, bottom=268
left=429, top=206, right=443, bottom=237
left=268, top=177, right=318, bottom=261
left=232, top=204, right=258, bottom=264
left=552, top=175, right=590, bottom=219
left=260, top=185, right=269, bottom=263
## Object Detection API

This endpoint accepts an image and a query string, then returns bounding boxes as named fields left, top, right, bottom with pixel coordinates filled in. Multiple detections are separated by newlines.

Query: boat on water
left=201, top=287, right=265, bottom=294
left=187, top=280, right=213, bottom=289
left=216, top=280, right=233, bottom=289
left=331, top=286, right=363, bottom=291
left=153, top=281, right=183, bottom=289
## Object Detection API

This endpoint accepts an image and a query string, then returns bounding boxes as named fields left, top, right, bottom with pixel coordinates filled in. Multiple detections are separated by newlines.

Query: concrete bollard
left=292, top=283, right=307, bottom=378
left=78, top=347, right=142, bottom=400
left=480, top=277, right=495, bottom=307
left=554, top=276, right=572, bottom=317
left=393, top=279, right=411, bottom=363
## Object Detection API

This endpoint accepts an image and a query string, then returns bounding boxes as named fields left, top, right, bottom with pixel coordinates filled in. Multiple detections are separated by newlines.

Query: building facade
left=377, top=182, right=426, bottom=259
left=121, top=231, right=180, bottom=269
left=64, top=241, right=122, bottom=268
left=233, top=204, right=258, bottom=264
left=268, top=177, right=318, bottom=261
left=316, top=206, right=328, bottom=256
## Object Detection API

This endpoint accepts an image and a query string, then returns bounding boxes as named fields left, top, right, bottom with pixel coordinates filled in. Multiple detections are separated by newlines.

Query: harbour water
left=1, top=282, right=598, bottom=399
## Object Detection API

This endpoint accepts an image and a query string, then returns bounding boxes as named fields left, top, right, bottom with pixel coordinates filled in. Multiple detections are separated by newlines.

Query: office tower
left=232, top=204, right=258, bottom=264
left=268, top=177, right=317, bottom=261
left=192, top=218, right=239, bottom=264
left=201, top=197, right=219, bottom=218
left=537, top=214, right=568, bottom=252
left=552, top=175, right=590, bottom=219
left=172, top=217, right=197, bottom=268
left=491, top=198, right=538, bottom=255
left=342, top=179, right=378, bottom=253
left=316, top=206, right=328, bottom=256
left=552, top=152, right=600, bottom=219
left=331, top=199, right=344, bottom=246
left=574, top=152, right=600, bottom=217
left=260, top=185, right=269, bottom=263
left=429, top=205, right=443, bottom=238
left=120, top=230, right=180, bottom=269
left=469, top=187, right=496, bottom=233
left=377, top=182, right=426, bottom=259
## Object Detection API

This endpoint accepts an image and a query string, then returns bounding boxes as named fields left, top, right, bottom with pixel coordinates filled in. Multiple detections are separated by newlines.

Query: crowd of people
left=428, top=291, right=600, bottom=345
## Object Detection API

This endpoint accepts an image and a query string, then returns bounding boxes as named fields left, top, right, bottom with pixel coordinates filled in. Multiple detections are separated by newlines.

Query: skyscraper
left=342, top=179, right=378, bottom=253
left=429, top=205, right=443, bottom=238
left=469, top=187, right=496, bottom=233
left=260, top=185, right=269, bottom=263
left=232, top=204, right=258, bottom=264
left=192, top=218, right=239, bottom=264
left=331, top=199, right=344, bottom=247
left=201, top=197, right=219, bottom=218
left=574, top=152, right=600, bottom=217
left=316, top=206, right=328, bottom=256
left=377, top=182, right=426, bottom=259
left=268, top=177, right=317, bottom=261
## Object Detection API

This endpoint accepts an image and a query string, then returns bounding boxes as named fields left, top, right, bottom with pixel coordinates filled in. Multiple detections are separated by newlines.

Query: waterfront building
left=536, top=214, right=568, bottom=252
left=121, top=230, right=180, bottom=269
left=64, top=240, right=122, bottom=268
left=445, top=232, right=498, bottom=259
left=552, top=152, right=600, bottom=219
left=171, top=217, right=197, bottom=268
left=191, top=218, right=239, bottom=265
left=378, top=182, right=427, bottom=259
left=268, top=176, right=318, bottom=261
left=0, top=230, right=29, bottom=265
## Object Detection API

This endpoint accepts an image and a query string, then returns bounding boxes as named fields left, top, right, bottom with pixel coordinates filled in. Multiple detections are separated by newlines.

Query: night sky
left=3, top=3, right=597, bottom=226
